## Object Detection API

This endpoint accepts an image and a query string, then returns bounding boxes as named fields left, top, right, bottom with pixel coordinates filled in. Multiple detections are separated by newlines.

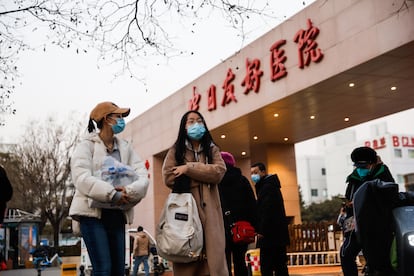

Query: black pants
left=225, top=242, right=248, bottom=276
left=259, top=246, right=288, bottom=276
left=340, top=231, right=361, bottom=276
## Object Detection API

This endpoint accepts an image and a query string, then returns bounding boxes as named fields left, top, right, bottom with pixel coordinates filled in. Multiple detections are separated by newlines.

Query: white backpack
left=156, top=192, right=204, bottom=263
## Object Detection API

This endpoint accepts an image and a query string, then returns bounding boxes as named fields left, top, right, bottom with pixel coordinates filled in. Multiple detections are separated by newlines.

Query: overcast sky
left=1, top=1, right=318, bottom=144
left=1, top=0, right=413, bottom=155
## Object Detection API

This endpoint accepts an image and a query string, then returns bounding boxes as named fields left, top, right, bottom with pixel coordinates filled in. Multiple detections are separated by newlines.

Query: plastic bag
left=89, top=156, right=139, bottom=210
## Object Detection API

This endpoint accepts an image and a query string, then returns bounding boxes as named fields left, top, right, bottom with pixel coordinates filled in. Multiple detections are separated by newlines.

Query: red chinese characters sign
left=270, top=39, right=287, bottom=81
left=241, top=58, right=263, bottom=94
left=364, top=135, right=414, bottom=150
left=364, top=137, right=387, bottom=150
left=293, top=18, right=324, bottom=69
left=222, top=69, right=237, bottom=106
left=188, top=18, right=324, bottom=112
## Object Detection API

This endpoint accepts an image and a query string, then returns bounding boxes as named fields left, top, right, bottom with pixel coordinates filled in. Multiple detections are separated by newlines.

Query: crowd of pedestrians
left=3, top=106, right=407, bottom=276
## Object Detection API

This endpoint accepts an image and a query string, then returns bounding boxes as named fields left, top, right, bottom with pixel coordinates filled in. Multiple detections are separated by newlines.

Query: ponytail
left=87, top=119, right=95, bottom=133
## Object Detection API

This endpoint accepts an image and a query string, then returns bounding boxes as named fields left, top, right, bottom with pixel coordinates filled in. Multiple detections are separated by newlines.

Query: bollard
left=245, top=249, right=261, bottom=276
left=61, top=263, right=77, bottom=276
left=246, top=253, right=253, bottom=276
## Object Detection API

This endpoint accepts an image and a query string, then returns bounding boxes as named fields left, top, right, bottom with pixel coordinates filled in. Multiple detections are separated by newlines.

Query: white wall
left=296, top=123, right=414, bottom=205
left=296, top=155, right=326, bottom=205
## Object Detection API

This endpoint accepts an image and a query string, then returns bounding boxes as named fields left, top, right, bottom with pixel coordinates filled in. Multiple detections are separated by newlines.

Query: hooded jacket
left=69, top=132, right=149, bottom=224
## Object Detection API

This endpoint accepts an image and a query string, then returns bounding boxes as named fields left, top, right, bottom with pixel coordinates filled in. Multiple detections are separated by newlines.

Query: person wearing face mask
left=250, top=162, right=290, bottom=276
left=69, top=101, right=149, bottom=276
left=339, top=146, right=394, bottom=276
left=162, top=110, right=228, bottom=276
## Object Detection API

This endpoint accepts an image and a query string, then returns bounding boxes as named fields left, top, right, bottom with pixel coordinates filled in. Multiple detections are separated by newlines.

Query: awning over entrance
left=213, top=41, right=414, bottom=157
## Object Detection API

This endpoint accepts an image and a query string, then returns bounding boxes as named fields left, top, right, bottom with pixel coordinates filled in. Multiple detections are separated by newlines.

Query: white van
left=80, top=228, right=168, bottom=275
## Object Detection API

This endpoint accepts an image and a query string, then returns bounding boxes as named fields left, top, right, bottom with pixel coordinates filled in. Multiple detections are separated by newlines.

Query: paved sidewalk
left=0, top=266, right=347, bottom=276
left=289, top=265, right=344, bottom=275
left=161, top=266, right=345, bottom=276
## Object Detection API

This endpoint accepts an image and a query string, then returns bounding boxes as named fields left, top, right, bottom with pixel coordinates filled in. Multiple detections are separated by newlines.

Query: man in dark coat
left=219, top=152, right=257, bottom=276
left=0, top=165, right=13, bottom=223
left=339, top=146, right=395, bottom=276
left=251, top=162, right=290, bottom=276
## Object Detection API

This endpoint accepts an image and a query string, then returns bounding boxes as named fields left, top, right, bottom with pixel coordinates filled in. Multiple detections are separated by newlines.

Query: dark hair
left=251, top=162, right=266, bottom=172
left=137, top=226, right=143, bottom=232
left=87, top=118, right=104, bottom=133
left=174, top=110, right=216, bottom=165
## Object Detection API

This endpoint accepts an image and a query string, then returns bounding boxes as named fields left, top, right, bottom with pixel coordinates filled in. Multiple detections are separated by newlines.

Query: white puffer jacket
left=69, top=133, right=149, bottom=224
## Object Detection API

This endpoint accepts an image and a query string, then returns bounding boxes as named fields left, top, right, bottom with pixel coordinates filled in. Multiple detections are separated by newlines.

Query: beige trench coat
left=162, top=143, right=227, bottom=276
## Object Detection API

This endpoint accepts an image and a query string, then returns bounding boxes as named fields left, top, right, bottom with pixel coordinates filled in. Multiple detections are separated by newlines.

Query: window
left=311, top=189, right=318, bottom=197
left=408, top=149, right=414, bottom=158
left=321, top=168, right=326, bottom=175
left=394, top=148, right=402, bottom=158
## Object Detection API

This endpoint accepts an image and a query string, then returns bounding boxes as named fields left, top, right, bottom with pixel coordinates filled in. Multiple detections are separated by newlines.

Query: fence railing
left=245, top=222, right=346, bottom=273
left=287, top=222, right=342, bottom=253
left=285, top=222, right=343, bottom=267
left=287, top=251, right=341, bottom=266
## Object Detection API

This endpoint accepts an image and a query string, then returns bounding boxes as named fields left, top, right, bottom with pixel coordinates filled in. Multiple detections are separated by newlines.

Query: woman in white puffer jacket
left=69, top=101, right=149, bottom=276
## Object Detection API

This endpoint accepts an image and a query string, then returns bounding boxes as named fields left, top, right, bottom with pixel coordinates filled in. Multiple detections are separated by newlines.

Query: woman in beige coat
left=162, top=110, right=228, bottom=276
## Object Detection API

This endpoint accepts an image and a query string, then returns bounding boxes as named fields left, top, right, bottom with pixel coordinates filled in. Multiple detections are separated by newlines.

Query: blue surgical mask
left=111, top=118, right=125, bottom=134
left=187, top=123, right=206, bottom=141
left=356, top=168, right=370, bottom=178
left=251, top=174, right=260, bottom=183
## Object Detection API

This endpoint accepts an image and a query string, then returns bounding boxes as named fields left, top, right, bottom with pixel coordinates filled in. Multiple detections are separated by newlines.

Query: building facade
left=296, top=155, right=327, bottom=205
left=120, top=0, right=414, bottom=235
left=298, top=122, right=414, bottom=206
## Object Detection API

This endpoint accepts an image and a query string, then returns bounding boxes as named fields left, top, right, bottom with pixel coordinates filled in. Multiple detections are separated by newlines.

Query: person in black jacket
left=0, top=165, right=13, bottom=223
left=219, top=152, right=257, bottom=276
left=339, top=146, right=395, bottom=276
left=251, top=162, right=290, bottom=276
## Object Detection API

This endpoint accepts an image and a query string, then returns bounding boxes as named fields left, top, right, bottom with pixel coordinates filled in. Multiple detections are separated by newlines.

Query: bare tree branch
left=4, top=114, right=83, bottom=246
left=0, top=0, right=281, bottom=121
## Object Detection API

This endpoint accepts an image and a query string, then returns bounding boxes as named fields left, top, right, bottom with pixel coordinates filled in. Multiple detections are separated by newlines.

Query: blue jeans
left=132, top=255, right=149, bottom=276
left=80, top=211, right=125, bottom=276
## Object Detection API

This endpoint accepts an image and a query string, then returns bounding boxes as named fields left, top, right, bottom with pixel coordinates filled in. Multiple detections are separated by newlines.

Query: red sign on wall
left=392, top=136, right=414, bottom=148
left=364, top=137, right=387, bottom=149
left=188, top=18, right=324, bottom=112
left=364, top=135, right=414, bottom=149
